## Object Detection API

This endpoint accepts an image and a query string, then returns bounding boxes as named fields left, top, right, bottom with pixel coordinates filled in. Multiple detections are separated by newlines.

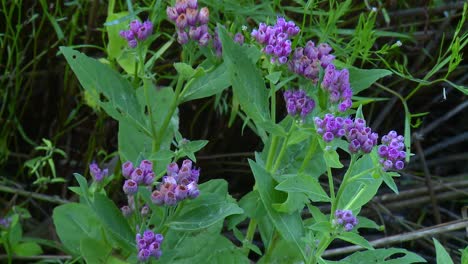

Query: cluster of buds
left=334, top=210, right=358, bottom=231
left=321, top=65, right=353, bottom=112
left=378, top=131, right=406, bottom=170
left=283, top=89, right=315, bottom=119
left=213, top=28, right=244, bottom=57
left=119, top=19, right=154, bottom=48
left=122, top=160, right=155, bottom=196
left=288, top=41, right=335, bottom=82
left=89, top=162, right=109, bottom=182
left=314, top=114, right=346, bottom=142
left=0, top=217, right=11, bottom=229
left=136, top=230, right=164, bottom=261
left=151, top=159, right=200, bottom=206
left=251, top=17, right=300, bottom=64
left=166, top=0, right=210, bottom=46
left=343, top=118, right=379, bottom=154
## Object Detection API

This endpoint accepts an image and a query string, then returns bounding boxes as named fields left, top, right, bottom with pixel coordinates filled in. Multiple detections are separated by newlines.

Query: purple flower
left=123, top=179, right=138, bottom=195
left=151, top=190, right=164, bottom=205
left=321, top=65, right=353, bottom=112
left=168, top=0, right=211, bottom=46
left=136, top=229, right=164, bottom=261
left=343, top=118, right=378, bottom=153
left=89, top=162, right=108, bottom=182
left=131, top=168, right=145, bottom=184
left=141, top=205, right=150, bottom=216
left=0, top=217, right=11, bottom=229
left=335, top=209, right=358, bottom=231
left=288, top=41, right=335, bottom=82
left=283, top=89, right=315, bottom=119
left=378, top=130, right=406, bottom=171
left=119, top=19, right=153, bottom=48
left=121, top=205, right=133, bottom=217
left=252, top=17, right=299, bottom=64
left=122, top=161, right=134, bottom=178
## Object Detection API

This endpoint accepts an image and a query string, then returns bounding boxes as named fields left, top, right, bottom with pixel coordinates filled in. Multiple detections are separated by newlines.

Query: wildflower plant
left=49, top=0, right=447, bottom=263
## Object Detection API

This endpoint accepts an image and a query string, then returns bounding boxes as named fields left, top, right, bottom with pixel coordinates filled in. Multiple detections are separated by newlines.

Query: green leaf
left=266, top=71, right=282, bottom=84
left=167, top=180, right=243, bottom=231
left=258, top=121, right=287, bottom=136
left=307, top=205, right=327, bottom=223
left=12, top=242, right=43, bottom=257
left=81, top=237, right=112, bottom=263
left=149, top=149, right=175, bottom=161
left=73, top=173, right=91, bottom=205
left=338, top=232, right=373, bottom=250
left=307, top=221, right=333, bottom=232
left=60, top=47, right=146, bottom=132
left=180, top=62, right=231, bottom=102
left=53, top=203, right=104, bottom=255
left=174, top=62, right=196, bottom=80
left=323, top=149, right=343, bottom=168
left=249, top=160, right=306, bottom=259
left=276, top=173, right=329, bottom=202
left=91, top=193, right=134, bottom=252
left=159, top=232, right=249, bottom=264
left=433, top=238, right=454, bottom=264
left=336, top=248, right=426, bottom=264
left=348, top=68, right=392, bottom=94
left=272, top=192, right=309, bottom=213
left=219, top=26, right=270, bottom=125
left=288, top=129, right=312, bottom=146
left=356, top=216, right=382, bottom=230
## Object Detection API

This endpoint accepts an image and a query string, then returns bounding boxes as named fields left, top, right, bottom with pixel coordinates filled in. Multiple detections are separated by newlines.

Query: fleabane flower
left=288, top=41, right=335, bottom=82
left=150, top=159, right=200, bottom=207
left=378, top=130, right=406, bottom=171
left=321, top=65, right=353, bottom=112
left=89, top=162, right=108, bottom=182
left=251, top=17, right=300, bottom=64
left=166, top=0, right=211, bottom=46
left=119, top=19, right=153, bottom=48
left=334, top=210, right=358, bottom=231
left=136, top=230, right=164, bottom=261
left=283, top=89, right=315, bottom=119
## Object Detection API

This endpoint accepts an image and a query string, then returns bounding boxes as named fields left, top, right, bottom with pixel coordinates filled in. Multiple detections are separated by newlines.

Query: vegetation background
left=0, top=0, right=467, bottom=263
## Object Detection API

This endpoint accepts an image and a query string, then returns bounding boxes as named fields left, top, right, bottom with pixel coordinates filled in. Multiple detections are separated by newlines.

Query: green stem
left=265, top=136, right=279, bottom=171
left=271, top=123, right=296, bottom=172
left=343, top=186, right=366, bottom=210
left=332, top=156, right=356, bottom=216
left=268, top=64, right=276, bottom=123
left=299, top=138, right=318, bottom=173
left=144, top=84, right=158, bottom=151
left=154, top=76, right=184, bottom=151
left=242, top=218, right=257, bottom=255
left=309, top=234, right=336, bottom=264
left=327, top=165, right=336, bottom=222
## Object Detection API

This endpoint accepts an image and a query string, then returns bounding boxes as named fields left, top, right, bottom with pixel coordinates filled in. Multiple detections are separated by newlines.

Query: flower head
left=378, top=131, right=406, bottom=171
left=283, top=89, right=315, bottom=119
left=136, top=230, right=164, bottom=261
left=89, top=162, right=108, bottom=182
left=334, top=209, right=358, bottom=231
left=321, top=65, right=353, bottom=112
left=288, top=41, right=335, bottom=82
left=119, top=19, right=153, bottom=48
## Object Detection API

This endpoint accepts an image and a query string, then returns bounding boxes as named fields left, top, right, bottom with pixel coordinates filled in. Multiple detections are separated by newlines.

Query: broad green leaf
left=258, top=238, right=304, bottom=264
left=159, top=232, right=249, bottom=264
left=276, top=173, right=329, bottom=202
left=323, top=149, right=343, bottom=168
left=330, top=248, right=426, bottom=264
left=348, top=68, right=392, bottom=94
left=167, top=191, right=243, bottom=231
left=180, top=62, right=231, bottom=102
left=461, top=246, right=468, bottom=264
left=174, top=62, right=196, bottom=80
left=149, top=149, right=175, bottom=161
left=53, top=203, right=104, bottom=255
left=91, top=193, right=134, bottom=252
left=272, top=192, right=309, bottom=213
left=433, top=238, right=454, bottom=264
left=307, top=205, right=327, bottom=223
left=60, top=47, right=146, bottom=133
left=12, top=242, right=42, bottom=256
left=356, top=216, right=382, bottom=230
left=219, top=26, right=270, bottom=124
left=8, top=215, right=22, bottom=246
left=266, top=71, right=282, bottom=84
left=338, top=232, right=373, bottom=250
left=227, top=190, right=264, bottom=229
left=288, top=129, right=312, bottom=146
left=249, top=160, right=306, bottom=259
left=307, top=221, right=333, bottom=233
left=258, top=121, right=287, bottom=136
left=81, top=237, right=113, bottom=263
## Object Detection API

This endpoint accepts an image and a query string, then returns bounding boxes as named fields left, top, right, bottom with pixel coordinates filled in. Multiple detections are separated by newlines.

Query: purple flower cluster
left=136, top=230, right=164, bottom=261
left=119, top=19, right=154, bottom=48
left=283, top=89, right=315, bottom=118
left=151, top=159, right=200, bottom=206
left=166, top=0, right=210, bottom=46
left=334, top=210, right=358, bottom=231
left=343, top=118, right=378, bottom=154
left=321, top=65, right=353, bottom=112
left=378, top=131, right=406, bottom=171
left=213, top=28, right=244, bottom=57
left=251, top=17, right=300, bottom=64
left=314, top=114, right=378, bottom=153
left=122, top=160, right=155, bottom=196
left=89, top=162, right=108, bottom=182
left=288, top=41, right=335, bottom=82
left=0, top=217, right=11, bottom=229
left=314, top=114, right=346, bottom=142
